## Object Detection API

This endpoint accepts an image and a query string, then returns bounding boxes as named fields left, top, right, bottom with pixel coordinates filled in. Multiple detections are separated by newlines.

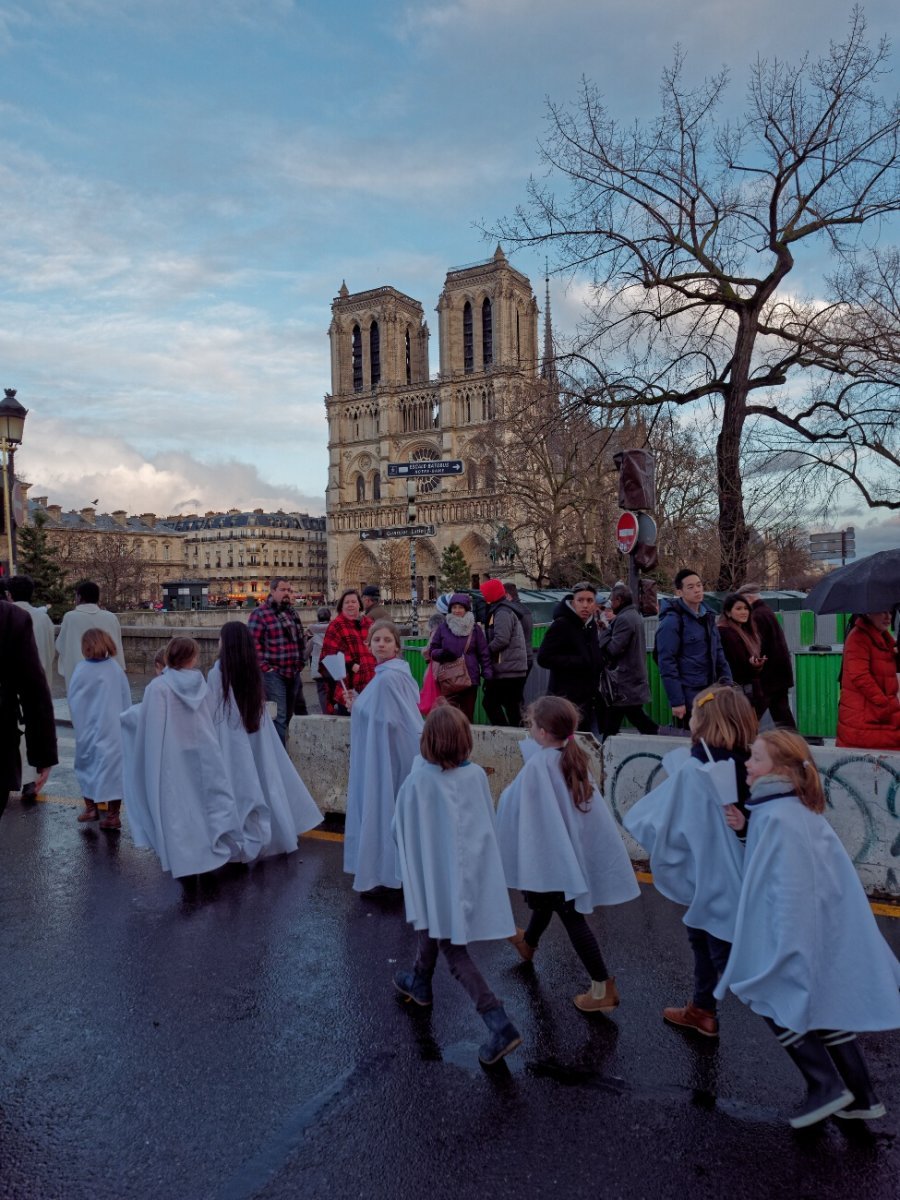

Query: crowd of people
left=1, top=569, right=898, bottom=1123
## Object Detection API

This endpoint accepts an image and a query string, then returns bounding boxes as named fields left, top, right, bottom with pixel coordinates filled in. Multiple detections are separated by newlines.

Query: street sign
left=809, top=528, right=856, bottom=562
left=616, top=511, right=640, bottom=555
left=387, top=460, right=464, bottom=478
left=359, top=525, right=437, bottom=541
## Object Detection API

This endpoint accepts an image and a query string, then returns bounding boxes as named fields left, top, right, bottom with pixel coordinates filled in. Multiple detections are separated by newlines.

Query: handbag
left=433, top=633, right=474, bottom=697
left=598, top=667, right=616, bottom=707
left=418, top=663, right=441, bottom=716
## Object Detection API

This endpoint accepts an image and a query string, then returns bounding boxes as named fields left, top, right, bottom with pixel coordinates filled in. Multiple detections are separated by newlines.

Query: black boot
left=478, top=1005, right=522, bottom=1066
left=393, top=968, right=433, bottom=1007
left=821, top=1032, right=886, bottom=1121
left=779, top=1029, right=854, bottom=1128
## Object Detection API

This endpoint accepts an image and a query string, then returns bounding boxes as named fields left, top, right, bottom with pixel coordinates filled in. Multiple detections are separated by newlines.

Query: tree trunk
left=715, top=313, right=755, bottom=590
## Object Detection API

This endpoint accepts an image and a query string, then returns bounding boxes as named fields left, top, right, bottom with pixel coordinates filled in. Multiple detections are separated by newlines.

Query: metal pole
left=407, top=480, right=419, bottom=635
left=1, top=440, right=14, bottom=575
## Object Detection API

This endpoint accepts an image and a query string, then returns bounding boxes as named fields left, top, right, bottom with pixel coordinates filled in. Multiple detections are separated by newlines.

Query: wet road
left=1, top=795, right=898, bottom=1200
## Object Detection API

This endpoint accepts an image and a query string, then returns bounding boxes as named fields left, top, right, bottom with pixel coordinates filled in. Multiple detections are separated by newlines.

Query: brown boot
left=663, top=1002, right=719, bottom=1038
left=99, top=801, right=122, bottom=830
left=508, top=929, right=535, bottom=962
left=573, top=977, right=619, bottom=1012
left=77, top=800, right=99, bottom=823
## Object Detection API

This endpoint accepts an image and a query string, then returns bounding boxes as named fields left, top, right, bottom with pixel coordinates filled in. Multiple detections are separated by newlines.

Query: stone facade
left=325, top=247, right=540, bottom=598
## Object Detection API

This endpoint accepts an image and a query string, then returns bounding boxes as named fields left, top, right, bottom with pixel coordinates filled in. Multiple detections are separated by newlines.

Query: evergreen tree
left=438, top=542, right=470, bottom=594
left=17, top=512, right=71, bottom=619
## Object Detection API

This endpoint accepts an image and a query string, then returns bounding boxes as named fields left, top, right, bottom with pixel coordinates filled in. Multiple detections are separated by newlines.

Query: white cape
left=68, top=658, right=131, bottom=802
left=393, top=758, right=515, bottom=944
left=121, top=668, right=243, bottom=878
left=715, top=793, right=900, bottom=1033
left=344, top=657, right=423, bottom=891
left=206, top=662, right=322, bottom=858
left=496, top=744, right=640, bottom=912
left=623, top=754, right=744, bottom=942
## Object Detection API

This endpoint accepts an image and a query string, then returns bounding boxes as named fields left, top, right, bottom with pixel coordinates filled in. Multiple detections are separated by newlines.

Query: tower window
left=516, top=311, right=521, bottom=363
left=405, top=328, right=412, bottom=385
left=463, top=301, right=473, bottom=374
left=370, top=320, right=381, bottom=387
left=356, top=474, right=365, bottom=503
left=352, top=325, right=363, bottom=391
left=482, top=298, right=493, bottom=367
left=373, top=471, right=381, bottom=501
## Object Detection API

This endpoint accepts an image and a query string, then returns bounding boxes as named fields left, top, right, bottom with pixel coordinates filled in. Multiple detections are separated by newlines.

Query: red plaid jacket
left=319, top=613, right=375, bottom=712
left=247, top=599, right=305, bottom=677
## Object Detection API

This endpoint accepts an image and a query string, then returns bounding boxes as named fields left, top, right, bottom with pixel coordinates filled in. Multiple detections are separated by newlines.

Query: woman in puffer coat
left=425, top=593, right=493, bottom=721
left=836, top=612, right=900, bottom=751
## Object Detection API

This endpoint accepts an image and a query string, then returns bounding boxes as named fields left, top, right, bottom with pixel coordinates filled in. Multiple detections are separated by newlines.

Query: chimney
left=33, top=495, right=48, bottom=508
left=140, top=512, right=157, bottom=528
left=111, top=509, right=128, bottom=526
left=46, top=504, right=62, bottom=521
left=79, top=507, right=96, bottom=524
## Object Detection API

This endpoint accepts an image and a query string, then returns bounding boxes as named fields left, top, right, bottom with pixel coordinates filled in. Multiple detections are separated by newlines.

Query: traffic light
left=613, top=449, right=656, bottom=511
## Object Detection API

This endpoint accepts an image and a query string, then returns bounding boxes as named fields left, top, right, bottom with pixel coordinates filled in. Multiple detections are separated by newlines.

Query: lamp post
left=0, top=388, right=27, bottom=576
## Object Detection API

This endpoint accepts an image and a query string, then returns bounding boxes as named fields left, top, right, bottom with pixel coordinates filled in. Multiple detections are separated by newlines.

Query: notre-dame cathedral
left=325, top=246, right=543, bottom=599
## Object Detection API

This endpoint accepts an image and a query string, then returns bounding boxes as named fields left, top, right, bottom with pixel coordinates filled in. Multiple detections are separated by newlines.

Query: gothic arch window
left=370, top=320, right=381, bottom=387
left=373, top=471, right=381, bottom=501
left=356, top=474, right=365, bottom=503
left=468, top=461, right=479, bottom=491
left=482, top=298, right=493, bottom=367
left=405, top=328, right=412, bottom=385
left=483, top=459, right=496, bottom=491
left=352, top=324, right=363, bottom=391
left=516, top=310, right=521, bottom=363
left=462, top=391, right=471, bottom=423
left=463, top=301, right=473, bottom=374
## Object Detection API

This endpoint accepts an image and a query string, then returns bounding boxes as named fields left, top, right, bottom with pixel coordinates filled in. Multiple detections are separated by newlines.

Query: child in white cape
left=496, top=696, right=639, bottom=1011
left=68, top=628, right=131, bottom=830
left=392, top=705, right=522, bottom=1066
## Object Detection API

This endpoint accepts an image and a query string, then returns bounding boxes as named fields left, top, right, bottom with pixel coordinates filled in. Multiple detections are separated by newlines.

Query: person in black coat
left=1, top=602, right=58, bottom=821
left=736, top=585, right=797, bottom=728
left=598, top=585, right=658, bottom=736
left=536, top=582, right=605, bottom=734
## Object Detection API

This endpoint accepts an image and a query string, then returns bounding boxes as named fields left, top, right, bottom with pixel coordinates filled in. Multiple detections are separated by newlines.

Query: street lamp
left=0, top=388, right=27, bottom=576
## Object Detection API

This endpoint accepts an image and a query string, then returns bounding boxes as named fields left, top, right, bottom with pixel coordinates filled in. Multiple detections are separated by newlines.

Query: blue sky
left=2, top=0, right=898, bottom=555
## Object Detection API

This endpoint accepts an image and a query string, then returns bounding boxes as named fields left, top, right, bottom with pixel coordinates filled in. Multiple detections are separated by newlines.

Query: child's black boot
left=478, top=1005, right=522, bottom=1066
left=776, top=1028, right=853, bottom=1128
left=821, top=1031, right=886, bottom=1121
left=393, top=969, right=433, bottom=1007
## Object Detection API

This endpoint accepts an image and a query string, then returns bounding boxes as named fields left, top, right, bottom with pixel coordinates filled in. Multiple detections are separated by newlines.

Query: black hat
left=362, top=585, right=381, bottom=599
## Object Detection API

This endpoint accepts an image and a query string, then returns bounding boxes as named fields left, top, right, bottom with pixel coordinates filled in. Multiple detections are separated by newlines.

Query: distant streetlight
left=0, top=388, right=28, bottom=576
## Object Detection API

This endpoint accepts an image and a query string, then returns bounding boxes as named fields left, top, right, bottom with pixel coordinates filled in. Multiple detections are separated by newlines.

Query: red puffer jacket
left=836, top=621, right=900, bottom=750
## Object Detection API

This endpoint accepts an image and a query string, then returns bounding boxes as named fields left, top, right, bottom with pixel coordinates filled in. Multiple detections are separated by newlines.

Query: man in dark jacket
left=736, top=584, right=797, bottom=728
left=655, top=568, right=732, bottom=722
left=1, top=603, right=58, bottom=823
left=598, top=584, right=658, bottom=736
left=480, top=578, right=528, bottom=726
left=537, top=581, right=605, bottom=734
left=504, top=583, right=534, bottom=672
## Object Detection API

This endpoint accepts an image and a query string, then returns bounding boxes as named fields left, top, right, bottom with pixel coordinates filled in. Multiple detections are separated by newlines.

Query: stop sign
left=616, top=511, right=639, bottom=554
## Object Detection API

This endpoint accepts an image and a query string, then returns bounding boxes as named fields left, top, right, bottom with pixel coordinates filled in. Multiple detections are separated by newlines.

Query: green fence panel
left=800, top=611, right=816, bottom=646
left=795, top=652, right=842, bottom=738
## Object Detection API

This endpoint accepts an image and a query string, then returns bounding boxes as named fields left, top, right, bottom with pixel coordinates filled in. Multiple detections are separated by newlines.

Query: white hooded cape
left=344, top=657, right=423, bottom=891
left=623, top=752, right=745, bottom=943
left=715, top=790, right=900, bottom=1033
left=496, top=744, right=640, bottom=912
left=121, top=668, right=243, bottom=878
left=206, top=661, right=322, bottom=858
left=393, top=757, right=515, bottom=944
left=68, top=657, right=131, bottom=802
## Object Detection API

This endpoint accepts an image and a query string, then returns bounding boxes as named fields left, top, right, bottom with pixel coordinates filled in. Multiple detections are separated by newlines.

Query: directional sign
left=360, top=524, right=437, bottom=541
left=387, top=460, right=464, bottom=479
left=616, top=511, right=640, bottom=555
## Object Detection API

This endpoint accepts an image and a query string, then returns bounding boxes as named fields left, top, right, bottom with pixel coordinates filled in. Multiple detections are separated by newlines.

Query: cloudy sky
left=2, top=0, right=898, bottom=554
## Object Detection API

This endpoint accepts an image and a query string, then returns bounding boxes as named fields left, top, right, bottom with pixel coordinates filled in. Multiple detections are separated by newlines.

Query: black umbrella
left=805, top=550, right=900, bottom=615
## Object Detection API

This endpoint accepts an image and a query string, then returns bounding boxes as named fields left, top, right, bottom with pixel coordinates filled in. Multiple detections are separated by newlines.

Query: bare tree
left=58, top=530, right=148, bottom=611
left=497, top=10, right=900, bottom=587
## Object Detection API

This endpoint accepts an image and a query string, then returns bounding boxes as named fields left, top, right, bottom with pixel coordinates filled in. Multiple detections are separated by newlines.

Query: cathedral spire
left=540, top=260, right=558, bottom=387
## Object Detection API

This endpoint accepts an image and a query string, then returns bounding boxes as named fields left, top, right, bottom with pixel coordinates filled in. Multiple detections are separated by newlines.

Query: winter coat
left=505, top=600, right=534, bottom=670
left=655, top=599, right=732, bottom=710
left=836, top=621, right=900, bottom=751
left=319, top=612, right=375, bottom=712
left=749, top=600, right=794, bottom=692
left=717, top=621, right=766, bottom=714
left=597, top=601, right=650, bottom=706
left=426, top=615, right=493, bottom=686
left=0, top=604, right=58, bottom=802
left=484, top=600, right=528, bottom=678
left=537, top=600, right=604, bottom=711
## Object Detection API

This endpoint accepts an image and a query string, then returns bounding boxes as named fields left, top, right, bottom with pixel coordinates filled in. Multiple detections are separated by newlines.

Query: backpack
left=651, top=605, right=683, bottom=664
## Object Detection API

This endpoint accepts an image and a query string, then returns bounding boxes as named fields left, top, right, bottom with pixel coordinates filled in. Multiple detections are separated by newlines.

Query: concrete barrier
left=602, top=734, right=900, bottom=898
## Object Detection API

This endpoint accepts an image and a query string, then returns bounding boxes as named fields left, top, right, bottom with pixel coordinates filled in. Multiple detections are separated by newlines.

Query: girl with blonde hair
left=68, top=628, right=131, bottom=830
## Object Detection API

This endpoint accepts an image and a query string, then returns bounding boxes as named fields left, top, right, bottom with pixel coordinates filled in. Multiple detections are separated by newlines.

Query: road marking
left=20, top=794, right=900, bottom=918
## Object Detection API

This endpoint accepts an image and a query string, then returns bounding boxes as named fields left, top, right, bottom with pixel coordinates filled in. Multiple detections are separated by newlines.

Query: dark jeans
left=762, top=690, right=797, bottom=729
left=603, top=705, right=659, bottom=737
left=483, top=677, right=526, bottom=727
left=448, top=685, right=478, bottom=722
left=524, top=891, right=609, bottom=981
left=315, top=678, right=329, bottom=715
left=687, top=925, right=732, bottom=1013
left=414, top=930, right=499, bottom=1014
left=263, top=672, right=300, bottom=746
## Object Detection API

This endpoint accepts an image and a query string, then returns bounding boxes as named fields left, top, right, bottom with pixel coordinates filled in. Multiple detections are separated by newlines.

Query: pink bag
left=418, top=663, right=440, bottom=715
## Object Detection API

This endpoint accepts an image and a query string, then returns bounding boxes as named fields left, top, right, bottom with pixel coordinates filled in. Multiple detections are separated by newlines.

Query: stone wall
left=119, top=627, right=221, bottom=673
